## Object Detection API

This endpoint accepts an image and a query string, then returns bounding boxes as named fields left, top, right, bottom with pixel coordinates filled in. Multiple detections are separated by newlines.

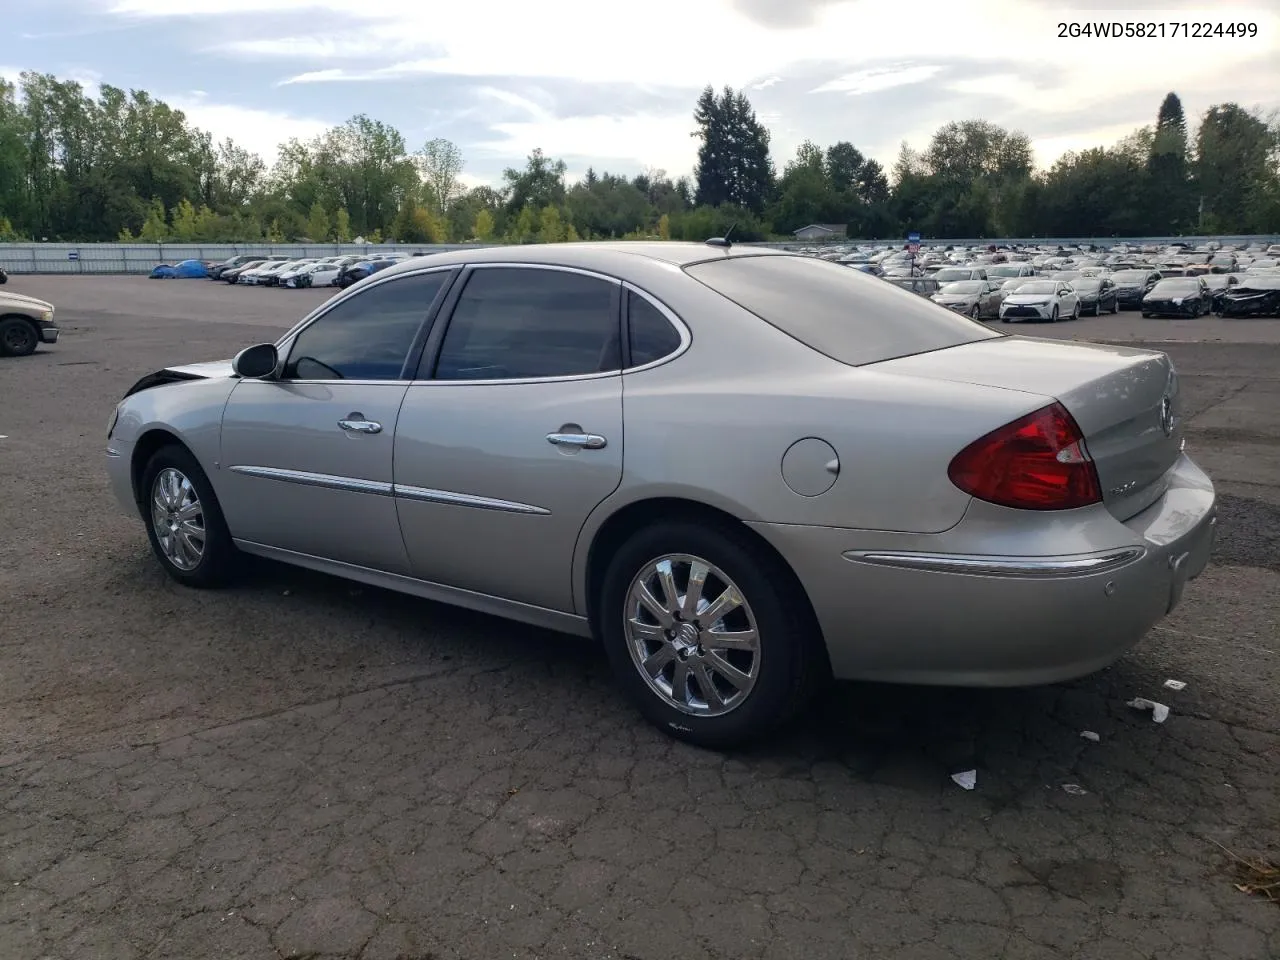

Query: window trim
left=620, top=281, right=691, bottom=372
left=412, top=262, right=625, bottom=386
left=273, top=266, right=459, bottom=385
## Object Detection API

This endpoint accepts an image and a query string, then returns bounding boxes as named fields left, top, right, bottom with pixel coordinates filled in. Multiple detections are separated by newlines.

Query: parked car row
left=825, top=239, right=1280, bottom=319
left=207, top=253, right=422, bottom=289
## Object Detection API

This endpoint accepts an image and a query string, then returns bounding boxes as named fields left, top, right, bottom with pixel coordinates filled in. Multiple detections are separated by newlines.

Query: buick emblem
left=1159, top=396, right=1175, bottom=437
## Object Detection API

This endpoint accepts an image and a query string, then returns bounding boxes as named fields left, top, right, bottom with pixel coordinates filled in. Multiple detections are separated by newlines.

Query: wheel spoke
left=628, top=618, right=665, bottom=644
left=681, top=561, right=708, bottom=619
left=641, top=645, right=675, bottom=678
left=706, top=651, right=752, bottom=691
left=693, top=664, right=724, bottom=707
left=177, top=500, right=202, bottom=521
left=632, top=582, right=673, bottom=629
left=654, top=560, right=680, bottom=616
left=703, top=627, right=757, bottom=651
left=152, top=493, right=169, bottom=516
left=669, top=661, right=691, bottom=705
left=696, top=585, right=742, bottom=629
left=179, top=519, right=204, bottom=539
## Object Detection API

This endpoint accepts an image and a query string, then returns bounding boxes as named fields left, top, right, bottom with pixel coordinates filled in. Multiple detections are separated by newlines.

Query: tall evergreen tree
left=692, top=85, right=774, bottom=214
left=1149, top=92, right=1192, bottom=232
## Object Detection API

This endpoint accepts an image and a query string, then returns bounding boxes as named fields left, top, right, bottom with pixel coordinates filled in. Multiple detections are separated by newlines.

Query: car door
left=393, top=264, right=624, bottom=613
left=1058, top=282, right=1078, bottom=314
left=216, top=268, right=456, bottom=574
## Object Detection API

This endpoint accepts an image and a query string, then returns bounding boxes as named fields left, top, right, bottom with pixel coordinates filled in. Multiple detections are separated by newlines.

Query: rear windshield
left=986, top=265, right=1023, bottom=277
left=1112, top=270, right=1151, bottom=283
left=684, top=255, right=1000, bottom=366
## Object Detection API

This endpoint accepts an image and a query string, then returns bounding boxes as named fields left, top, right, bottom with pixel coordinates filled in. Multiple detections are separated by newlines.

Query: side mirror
left=232, top=343, right=279, bottom=379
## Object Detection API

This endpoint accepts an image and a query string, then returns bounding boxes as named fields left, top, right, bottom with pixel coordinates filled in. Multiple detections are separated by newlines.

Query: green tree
left=415, top=137, right=464, bottom=212
left=266, top=218, right=284, bottom=242
left=333, top=206, right=352, bottom=241
left=1195, top=103, right=1279, bottom=232
left=538, top=205, right=565, bottom=242
left=305, top=201, right=329, bottom=241
left=473, top=207, right=495, bottom=240
left=502, top=148, right=567, bottom=216
left=138, top=198, right=168, bottom=241
left=507, top=205, right=538, bottom=243
left=170, top=198, right=197, bottom=241
left=657, top=212, right=670, bottom=239
left=692, top=85, right=774, bottom=214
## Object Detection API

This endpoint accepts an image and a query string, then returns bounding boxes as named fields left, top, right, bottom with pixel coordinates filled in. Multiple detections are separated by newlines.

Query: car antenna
left=705, top=222, right=737, bottom=249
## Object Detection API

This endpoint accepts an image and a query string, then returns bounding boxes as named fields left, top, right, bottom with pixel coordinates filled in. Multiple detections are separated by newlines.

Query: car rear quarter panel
left=571, top=270, right=1053, bottom=609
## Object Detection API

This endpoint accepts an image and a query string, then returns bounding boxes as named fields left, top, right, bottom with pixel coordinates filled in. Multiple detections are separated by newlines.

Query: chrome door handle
left=338, top=413, right=382, bottom=434
left=546, top=432, right=607, bottom=450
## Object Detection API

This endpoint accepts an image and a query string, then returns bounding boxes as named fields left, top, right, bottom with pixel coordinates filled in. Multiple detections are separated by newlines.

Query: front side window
left=284, top=271, right=448, bottom=380
left=432, top=267, right=619, bottom=381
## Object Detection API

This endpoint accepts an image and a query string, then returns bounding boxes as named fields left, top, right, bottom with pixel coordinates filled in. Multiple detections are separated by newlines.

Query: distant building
left=792, top=223, right=848, bottom=241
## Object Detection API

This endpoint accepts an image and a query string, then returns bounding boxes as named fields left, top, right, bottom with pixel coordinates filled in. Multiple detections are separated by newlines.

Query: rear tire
left=0, top=316, right=39, bottom=357
left=140, top=444, right=237, bottom=588
left=598, top=520, right=822, bottom=749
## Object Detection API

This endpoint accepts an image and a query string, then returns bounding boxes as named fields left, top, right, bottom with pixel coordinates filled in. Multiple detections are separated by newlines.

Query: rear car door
left=217, top=269, right=455, bottom=574
left=392, top=264, right=624, bottom=613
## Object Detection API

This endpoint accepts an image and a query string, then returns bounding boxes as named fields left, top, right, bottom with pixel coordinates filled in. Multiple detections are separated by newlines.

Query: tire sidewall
left=140, top=445, right=235, bottom=587
left=598, top=521, right=809, bottom=749
left=0, top=317, right=38, bottom=357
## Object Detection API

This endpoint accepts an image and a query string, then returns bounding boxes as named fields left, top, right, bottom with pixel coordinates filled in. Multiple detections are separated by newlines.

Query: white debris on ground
left=1062, top=783, right=1089, bottom=795
left=950, top=769, right=977, bottom=790
left=1163, top=679, right=1187, bottom=691
left=1080, top=730, right=1101, bottom=742
left=1127, top=697, right=1171, bottom=723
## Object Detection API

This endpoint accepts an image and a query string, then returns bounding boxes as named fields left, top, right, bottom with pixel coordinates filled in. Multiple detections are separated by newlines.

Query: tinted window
left=627, top=291, right=682, bottom=367
left=433, top=268, right=619, bottom=381
left=686, top=255, right=999, bottom=367
left=285, top=271, right=447, bottom=380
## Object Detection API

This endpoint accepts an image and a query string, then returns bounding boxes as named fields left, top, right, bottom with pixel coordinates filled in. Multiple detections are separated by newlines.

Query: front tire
left=1111, top=299, right=1119, bottom=314
left=140, top=445, right=236, bottom=588
left=1050, top=306, right=1059, bottom=323
left=0, top=316, right=39, bottom=357
left=599, top=520, right=821, bottom=749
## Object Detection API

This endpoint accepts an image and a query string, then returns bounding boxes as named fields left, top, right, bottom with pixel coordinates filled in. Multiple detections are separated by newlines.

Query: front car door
left=393, top=264, right=624, bottom=613
left=216, top=268, right=456, bottom=574
left=1057, top=283, right=1078, bottom=315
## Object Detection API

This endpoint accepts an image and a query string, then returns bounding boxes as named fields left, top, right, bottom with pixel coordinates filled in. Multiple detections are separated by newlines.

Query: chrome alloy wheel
left=151, top=467, right=206, bottom=571
left=624, top=554, right=761, bottom=717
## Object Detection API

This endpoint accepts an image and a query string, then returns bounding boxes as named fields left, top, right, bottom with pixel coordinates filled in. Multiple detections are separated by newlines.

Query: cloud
left=166, top=96, right=330, bottom=163
left=811, top=65, right=942, bottom=96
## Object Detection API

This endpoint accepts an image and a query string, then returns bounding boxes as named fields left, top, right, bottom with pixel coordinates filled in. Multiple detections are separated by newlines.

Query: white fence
left=0, top=243, right=499, bottom=275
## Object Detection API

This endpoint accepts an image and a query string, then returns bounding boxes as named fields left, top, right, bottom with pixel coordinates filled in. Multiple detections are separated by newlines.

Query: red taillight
left=948, top=402, right=1102, bottom=510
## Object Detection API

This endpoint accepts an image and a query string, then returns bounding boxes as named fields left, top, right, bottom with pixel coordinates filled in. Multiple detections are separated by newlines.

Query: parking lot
left=2, top=275, right=1278, bottom=960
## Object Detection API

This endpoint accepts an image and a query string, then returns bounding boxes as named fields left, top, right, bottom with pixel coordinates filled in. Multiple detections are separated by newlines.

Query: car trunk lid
left=873, top=337, right=1182, bottom=520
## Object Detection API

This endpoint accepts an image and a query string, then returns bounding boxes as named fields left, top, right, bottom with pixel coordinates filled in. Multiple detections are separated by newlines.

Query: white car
left=237, top=261, right=288, bottom=285
left=274, top=260, right=322, bottom=286
left=260, top=260, right=316, bottom=286
left=999, top=280, right=1081, bottom=323
left=284, top=262, right=342, bottom=288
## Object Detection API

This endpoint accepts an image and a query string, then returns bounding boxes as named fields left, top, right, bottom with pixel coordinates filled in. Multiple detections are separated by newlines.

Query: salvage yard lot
left=2, top=276, right=1278, bottom=960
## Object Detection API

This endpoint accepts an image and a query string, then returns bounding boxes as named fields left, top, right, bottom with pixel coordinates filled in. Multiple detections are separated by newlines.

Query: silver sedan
left=106, top=242, right=1217, bottom=747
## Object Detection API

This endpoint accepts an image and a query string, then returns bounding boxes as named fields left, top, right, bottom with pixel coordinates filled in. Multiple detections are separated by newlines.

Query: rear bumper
left=750, top=453, right=1216, bottom=686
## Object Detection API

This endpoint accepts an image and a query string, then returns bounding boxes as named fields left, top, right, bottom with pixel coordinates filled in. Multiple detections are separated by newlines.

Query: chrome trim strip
left=393, top=483, right=550, bottom=515
left=232, top=539, right=592, bottom=637
left=228, top=465, right=393, bottom=496
left=843, top=548, right=1146, bottom=578
left=106, top=447, right=122, bottom=458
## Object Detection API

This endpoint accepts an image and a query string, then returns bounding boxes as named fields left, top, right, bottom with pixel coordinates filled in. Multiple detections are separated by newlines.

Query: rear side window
left=685, top=255, right=1000, bottom=367
left=627, top=291, right=682, bottom=367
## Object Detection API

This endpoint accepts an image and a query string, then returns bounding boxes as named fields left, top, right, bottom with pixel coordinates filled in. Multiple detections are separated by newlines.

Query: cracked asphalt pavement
left=2, top=277, right=1278, bottom=959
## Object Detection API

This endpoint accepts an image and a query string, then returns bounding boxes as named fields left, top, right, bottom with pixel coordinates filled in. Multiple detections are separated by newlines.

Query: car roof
left=375, top=241, right=793, bottom=280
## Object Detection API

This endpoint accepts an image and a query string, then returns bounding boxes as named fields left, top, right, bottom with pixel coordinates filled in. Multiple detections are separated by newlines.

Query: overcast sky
left=3, top=0, right=1278, bottom=187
